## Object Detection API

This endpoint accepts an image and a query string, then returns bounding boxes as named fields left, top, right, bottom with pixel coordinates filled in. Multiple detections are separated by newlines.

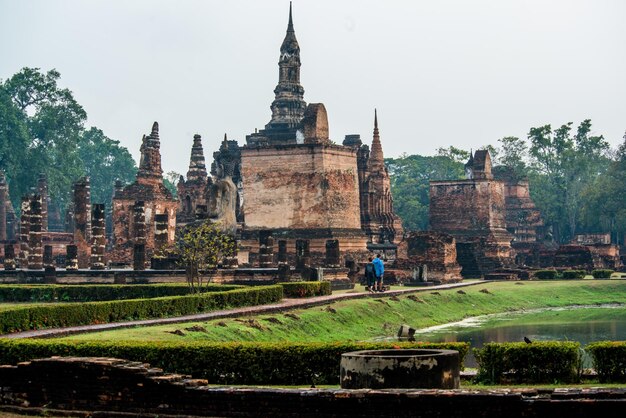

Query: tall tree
left=2, top=67, right=87, bottom=211
left=527, top=120, right=610, bottom=242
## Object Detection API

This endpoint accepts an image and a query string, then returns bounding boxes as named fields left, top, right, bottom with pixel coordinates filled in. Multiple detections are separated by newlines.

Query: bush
left=592, top=270, right=614, bottom=279
left=561, top=270, right=586, bottom=279
left=280, top=281, right=331, bottom=298
left=586, top=341, right=626, bottom=382
left=0, top=285, right=283, bottom=334
left=474, top=341, right=582, bottom=384
left=0, top=284, right=243, bottom=303
left=533, top=270, right=559, bottom=280
left=0, top=340, right=469, bottom=385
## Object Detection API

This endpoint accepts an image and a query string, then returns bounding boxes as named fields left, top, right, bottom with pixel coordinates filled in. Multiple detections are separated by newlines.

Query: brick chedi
left=177, top=134, right=210, bottom=225
left=237, top=4, right=369, bottom=261
left=112, top=122, right=178, bottom=264
left=430, top=150, right=515, bottom=277
left=352, top=110, right=403, bottom=244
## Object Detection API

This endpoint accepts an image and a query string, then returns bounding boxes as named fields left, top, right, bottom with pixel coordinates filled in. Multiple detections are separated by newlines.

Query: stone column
left=90, top=204, right=106, bottom=270
left=6, top=209, right=16, bottom=241
left=73, top=177, right=91, bottom=241
left=154, top=213, right=169, bottom=251
left=19, top=196, right=31, bottom=267
left=133, top=201, right=146, bottom=244
left=133, top=243, right=146, bottom=271
left=43, top=245, right=54, bottom=268
left=66, top=244, right=78, bottom=271
left=3, top=244, right=16, bottom=270
left=295, top=239, right=310, bottom=270
left=27, top=195, right=43, bottom=270
left=325, top=239, right=341, bottom=268
left=258, top=231, right=274, bottom=268
left=277, top=240, right=288, bottom=265
left=0, top=172, right=7, bottom=241
left=37, top=173, right=49, bottom=232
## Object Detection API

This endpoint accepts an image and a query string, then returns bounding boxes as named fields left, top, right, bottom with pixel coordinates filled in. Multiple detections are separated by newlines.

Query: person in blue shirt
left=372, top=254, right=385, bottom=292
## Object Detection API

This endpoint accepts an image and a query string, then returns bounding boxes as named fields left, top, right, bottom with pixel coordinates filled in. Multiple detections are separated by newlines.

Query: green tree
left=386, top=154, right=465, bottom=230
left=579, top=133, right=626, bottom=242
left=0, top=85, right=29, bottom=208
left=1, top=68, right=86, bottom=212
left=78, top=127, right=137, bottom=206
left=175, top=221, right=236, bottom=292
left=527, top=120, right=610, bottom=242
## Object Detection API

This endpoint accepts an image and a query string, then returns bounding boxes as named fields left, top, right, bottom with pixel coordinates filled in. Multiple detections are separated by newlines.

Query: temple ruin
left=430, top=150, right=515, bottom=277
left=111, top=122, right=178, bottom=263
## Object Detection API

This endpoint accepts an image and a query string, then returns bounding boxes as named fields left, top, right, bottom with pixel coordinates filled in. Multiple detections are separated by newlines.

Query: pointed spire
left=137, top=121, right=163, bottom=179
left=288, top=1, right=294, bottom=32
left=186, top=134, right=207, bottom=182
left=370, top=109, right=384, bottom=169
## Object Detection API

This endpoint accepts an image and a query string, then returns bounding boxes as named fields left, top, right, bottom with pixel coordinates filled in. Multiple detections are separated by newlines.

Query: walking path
left=2, top=281, right=483, bottom=340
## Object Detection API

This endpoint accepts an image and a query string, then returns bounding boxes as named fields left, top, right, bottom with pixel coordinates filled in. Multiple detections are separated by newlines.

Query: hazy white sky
left=1, top=0, right=625, bottom=176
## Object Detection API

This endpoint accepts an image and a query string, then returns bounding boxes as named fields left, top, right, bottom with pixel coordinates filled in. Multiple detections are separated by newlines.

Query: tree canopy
left=0, top=68, right=137, bottom=220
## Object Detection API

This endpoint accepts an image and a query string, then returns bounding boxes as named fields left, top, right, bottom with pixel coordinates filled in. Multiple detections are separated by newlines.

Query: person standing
left=372, top=253, right=385, bottom=292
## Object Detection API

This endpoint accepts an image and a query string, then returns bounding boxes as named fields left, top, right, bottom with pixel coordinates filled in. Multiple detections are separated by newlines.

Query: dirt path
left=1, top=281, right=481, bottom=340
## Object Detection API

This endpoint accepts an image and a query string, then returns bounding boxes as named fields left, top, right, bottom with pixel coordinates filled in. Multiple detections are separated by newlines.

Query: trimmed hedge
left=280, top=281, right=331, bottom=298
left=0, top=285, right=283, bottom=334
left=586, top=341, right=626, bottom=382
left=474, top=341, right=581, bottom=384
left=561, top=270, right=586, bottom=279
left=592, top=269, right=614, bottom=279
left=0, top=340, right=469, bottom=385
left=533, top=270, right=559, bottom=280
left=0, top=284, right=242, bottom=303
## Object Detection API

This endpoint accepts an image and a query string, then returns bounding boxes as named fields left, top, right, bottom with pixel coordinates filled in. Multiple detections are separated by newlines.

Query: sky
left=1, top=0, right=625, bottom=176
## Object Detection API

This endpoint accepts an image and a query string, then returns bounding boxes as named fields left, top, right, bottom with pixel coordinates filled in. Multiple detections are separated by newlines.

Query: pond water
left=388, top=304, right=626, bottom=368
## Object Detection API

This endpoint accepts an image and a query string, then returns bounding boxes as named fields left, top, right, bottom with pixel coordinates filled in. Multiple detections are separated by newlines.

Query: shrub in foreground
left=280, top=281, right=331, bottom=298
left=0, top=284, right=242, bottom=303
left=561, top=270, right=586, bottom=279
left=0, top=340, right=469, bottom=385
left=533, top=270, right=559, bottom=280
left=474, top=341, right=581, bottom=384
left=586, top=341, right=626, bottom=382
left=0, top=285, right=282, bottom=334
left=591, top=269, right=614, bottom=279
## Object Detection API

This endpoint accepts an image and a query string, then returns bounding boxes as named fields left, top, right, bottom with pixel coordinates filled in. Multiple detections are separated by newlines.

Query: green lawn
left=61, top=280, right=626, bottom=343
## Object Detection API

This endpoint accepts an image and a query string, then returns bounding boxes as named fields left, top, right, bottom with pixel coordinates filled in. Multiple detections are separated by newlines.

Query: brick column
left=154, top=213, right=169, bottom=251
left=0, top=172, right=7, bottom=241
left=277, top=240, right=288, bottom=265
left=66, top=244, right=78, bottom=271
left=295, top=239, right=310, bottom=270
left=133, top=243, right=146, bottom=271
left=73, top=177, right=91, bottom=241
left=27, top=195, right=43, bottom=270
left=43, top=245, right=54, bottom=268
left=90, top=204, right=106, bottom=270
left=325, top=239, right=340, bottom=268
left=37, top=173, right=49, bottom=232
left=3, top=244, right=16, bottom=271
left=258, top=231, right=274, bottom=268
left=19, top=196, right=31, bottom=267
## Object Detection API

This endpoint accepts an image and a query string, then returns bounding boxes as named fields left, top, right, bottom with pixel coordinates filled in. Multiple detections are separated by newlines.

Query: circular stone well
left=340, top=349, right=460, bottom=389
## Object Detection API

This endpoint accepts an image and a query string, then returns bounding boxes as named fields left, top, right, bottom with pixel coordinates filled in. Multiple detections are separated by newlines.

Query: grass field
left=61, top=280, right=626, bottom=343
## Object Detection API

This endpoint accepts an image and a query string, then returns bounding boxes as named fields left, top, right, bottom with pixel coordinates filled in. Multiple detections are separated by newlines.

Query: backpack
left=365, top=263, right=375, bottom=275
